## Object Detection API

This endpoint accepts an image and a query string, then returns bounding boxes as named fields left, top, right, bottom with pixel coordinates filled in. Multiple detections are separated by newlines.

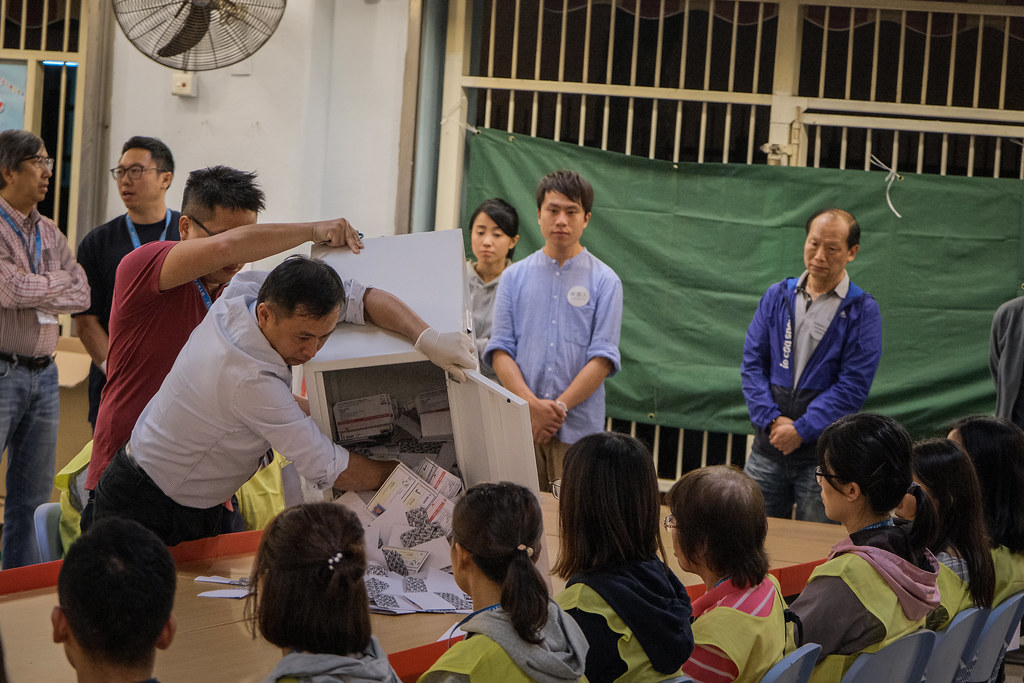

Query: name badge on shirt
left=567, top=286, right=590, bottom=307
left=36, top=311, right=58, bottom=325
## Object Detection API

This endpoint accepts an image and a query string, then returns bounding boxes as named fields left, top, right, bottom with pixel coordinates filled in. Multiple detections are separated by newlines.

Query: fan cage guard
left=113, top=0, right=287, bottom=72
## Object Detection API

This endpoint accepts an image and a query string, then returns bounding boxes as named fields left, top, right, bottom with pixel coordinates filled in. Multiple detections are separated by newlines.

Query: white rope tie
left=870, top=154, right=903, bottom=219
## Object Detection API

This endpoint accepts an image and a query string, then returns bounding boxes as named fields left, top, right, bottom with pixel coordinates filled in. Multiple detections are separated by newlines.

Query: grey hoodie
left=424, top=601, right=589, bottom=683
left=261, top=635, right=400, bottom=683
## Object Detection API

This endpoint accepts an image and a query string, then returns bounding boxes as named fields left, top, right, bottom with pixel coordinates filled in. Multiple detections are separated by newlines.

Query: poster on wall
left=0, top=60, right=27, bottom=132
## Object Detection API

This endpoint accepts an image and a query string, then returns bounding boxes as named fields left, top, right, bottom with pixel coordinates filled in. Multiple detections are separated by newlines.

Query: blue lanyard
left=124, top=209, right=172, bottom=249
left=194, top=279, right=214, bottom=310
left=0, top=205, right=41, bottom=274
left=449, top=603, right=499, bottom=647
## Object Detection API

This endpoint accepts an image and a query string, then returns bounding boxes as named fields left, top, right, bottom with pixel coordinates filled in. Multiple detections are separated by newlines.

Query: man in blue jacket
left=741, top=208, right=882, bottom=522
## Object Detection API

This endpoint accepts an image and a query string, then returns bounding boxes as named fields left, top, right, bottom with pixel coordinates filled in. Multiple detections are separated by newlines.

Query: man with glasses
left=0, top=129, right=90, bottom=567
left=83, top=165, right=474, bottom=531
left=74, top=136, right=180, bottom=430
left=741, top=208, right=882, bottom=523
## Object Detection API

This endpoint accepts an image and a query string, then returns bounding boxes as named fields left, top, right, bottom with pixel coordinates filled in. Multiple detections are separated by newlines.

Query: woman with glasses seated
left=553, top=432, right=694, bottom=682
left=949, top=416, right=1024, bottom=606
left=893, top=438, right=995, bottom=630
left=788, top=413, right=939, bottom=681
left=666, top=466, right=787, bottom=683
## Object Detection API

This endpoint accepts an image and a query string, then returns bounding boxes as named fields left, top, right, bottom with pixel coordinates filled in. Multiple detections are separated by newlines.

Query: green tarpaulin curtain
left=463, top=127, right=1024, bottom=438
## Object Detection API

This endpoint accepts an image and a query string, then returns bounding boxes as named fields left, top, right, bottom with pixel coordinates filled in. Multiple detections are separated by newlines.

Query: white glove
left=415, top=327, right=477, bottom=382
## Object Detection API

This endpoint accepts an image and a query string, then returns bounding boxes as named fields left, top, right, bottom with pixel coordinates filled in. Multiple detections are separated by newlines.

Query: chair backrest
left=922, top=607, right=986, bottom=683
left=33, top=501, right=63, bottom=563
left=761, top=643, right=822, bottom=683
left=840, top=630, right=936, bottom=683
left=966, top=591, right=1024, bottom=683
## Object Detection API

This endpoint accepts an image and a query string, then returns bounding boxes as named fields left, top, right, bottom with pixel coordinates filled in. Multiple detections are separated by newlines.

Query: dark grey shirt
left=793, top=271, right=850, bottom=386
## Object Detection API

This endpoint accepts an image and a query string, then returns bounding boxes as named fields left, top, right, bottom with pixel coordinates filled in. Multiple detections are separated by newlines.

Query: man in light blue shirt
left=486, top=170, right=623, bottom=491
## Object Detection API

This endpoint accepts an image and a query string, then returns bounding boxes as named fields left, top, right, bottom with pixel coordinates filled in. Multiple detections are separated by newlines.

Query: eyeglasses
left=109, top=164, right=161, bottom=181
left=814, top=466, right=844, bottom=489
left=187, top=215, right=216, bottom=237
left=663, top=513, right=678, bottom=531
left=22, top=155, right=55, bottom=171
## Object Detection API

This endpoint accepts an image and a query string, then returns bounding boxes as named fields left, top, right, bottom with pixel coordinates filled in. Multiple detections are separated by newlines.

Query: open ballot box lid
left=304, top=230, right=539, bottom=496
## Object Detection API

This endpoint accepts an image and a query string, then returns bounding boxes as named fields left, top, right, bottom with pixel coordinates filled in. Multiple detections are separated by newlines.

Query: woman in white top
left=466, top=198, right=519, bottom=380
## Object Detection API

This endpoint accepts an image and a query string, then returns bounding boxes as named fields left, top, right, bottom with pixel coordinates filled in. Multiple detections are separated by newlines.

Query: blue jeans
left=743, top=450, right=835, bottom=524
left=0, top=361, right=59, bottom=568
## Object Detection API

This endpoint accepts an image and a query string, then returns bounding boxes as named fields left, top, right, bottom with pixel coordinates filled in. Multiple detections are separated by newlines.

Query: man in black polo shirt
left=74, top=136, right=180, bottom=429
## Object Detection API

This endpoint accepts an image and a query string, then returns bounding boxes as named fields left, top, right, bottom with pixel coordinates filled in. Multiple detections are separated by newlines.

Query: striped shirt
left=682, top=577, right=779, bottom=683
left=0, top=193, right=90, bottom=355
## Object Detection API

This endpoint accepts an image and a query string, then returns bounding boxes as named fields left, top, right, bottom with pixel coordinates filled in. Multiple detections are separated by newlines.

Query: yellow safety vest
left=928, top=562, right=974, bottom=630
left=804, top=553, right=930, bottom=682
left=689, top=575, right=788, bottom=682
left=992, top=545, right=1024, bottom=606
left=556, top=583, right=682, bottom=682
left=418, top=633, right=584, bottom=682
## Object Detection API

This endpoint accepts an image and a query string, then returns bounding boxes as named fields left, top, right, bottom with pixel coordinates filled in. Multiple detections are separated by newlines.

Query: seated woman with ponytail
left=419, top=482, right=588, bottom=683
left=247, top=502, right=400, bottom=683
left=894, top=438, right=995, bottom=629
left=787, top=414, right=940, bottom=682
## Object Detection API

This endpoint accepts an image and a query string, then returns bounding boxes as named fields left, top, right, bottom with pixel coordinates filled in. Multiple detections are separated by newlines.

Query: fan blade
left=156, top=3, right=212, bottom=58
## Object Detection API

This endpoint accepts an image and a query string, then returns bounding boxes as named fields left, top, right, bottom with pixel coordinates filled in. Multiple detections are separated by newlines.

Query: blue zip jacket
left=741, top=276, right=882, bottom=465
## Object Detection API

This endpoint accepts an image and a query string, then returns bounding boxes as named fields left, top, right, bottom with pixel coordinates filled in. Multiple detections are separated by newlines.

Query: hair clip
left=327, top=551, right=345, bottom=570
left=516, top=544, right=534, bottom=558
left=907, top=481, right=922, bottom=494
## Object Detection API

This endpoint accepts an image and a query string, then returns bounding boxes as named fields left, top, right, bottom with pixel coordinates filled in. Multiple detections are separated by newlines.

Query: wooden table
left=0, top=496, right=845, bottom=682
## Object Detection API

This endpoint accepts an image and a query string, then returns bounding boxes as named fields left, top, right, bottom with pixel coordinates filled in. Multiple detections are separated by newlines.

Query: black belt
left=0, top=351, right=53, bottom=370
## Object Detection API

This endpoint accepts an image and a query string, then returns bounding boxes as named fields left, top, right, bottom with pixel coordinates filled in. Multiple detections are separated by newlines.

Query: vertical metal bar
left=507, top=0, right=522, bottom=131
left=840, top=127, right=849, bottom=170
left=727, top=0, right=738, bottom=93
left=844, top=7, right=854, bottom=100
left=700, top=431, right=709, bottom=469
left=698, top=101, right=708, bottom=162
left=916, top=132, right=925, bottom=174
left=63, top=0, right=72, bottom=52
left=42, top=0, right=50, bottom=50
left=746, top=4, right=766, bottom=164
left=940, top=133, right=949, bottom=176
left=993, top=138, right=1002, bottom=179
left=19, top=0, right=28, bottom=49
left=530, top=2, right=544, bottom=137
left=671, top=0, right=692, bottom=163
left=870, top=8, right=880, bottom=102
left=818, top=6, right=830, bottom=98
left=601, top=0, right=617, bottom=151
left=813, top=126, right=822, bottom=168
left=624, top=0, right=641, bottom=155
left=649, top=0, right=667, bottom=159
left=702, top=0, right=714, bottom=91
left=652, top=424, right=662, bottom=473
left=484, top=0, right=497, bottom=128
left=553, top=0, right=569, bottom=142
left=896, top=11, right=907, bottom=103
left=629, top=421, right=637, bottom=439
left=946, top=14, right=958, bottom=107
left=864, top=128, right=872, bottom=171
left=967, top=135, right=975, bottom=177
left=891, top=130, right=900, bottom=175
left=723, top=103, right=732, bottom=162
left=921, top=12, right=933, bottom=105
left=725, top=433, right=733, bottom=466
left=54, top=67, right=68, bottom=222
left=0, top=0, right=7, bottom=48
left=672, top=102, right=683, bottom=163
left=675, top=428, right=685, bottom=480
left=972, top=13, right=983, bottom=109
left=578, top=0, right=594, bottom=145
left=999, top=16, right=1009, bottom=110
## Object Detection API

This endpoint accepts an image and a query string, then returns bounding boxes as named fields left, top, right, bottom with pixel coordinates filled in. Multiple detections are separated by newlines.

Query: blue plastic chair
left=761, top=643, right=822, bottom=683
left=965, top=591, right=1024, bottom=683
left=840, top=629, right=936, bottom=682
left=922, top=607, right=986, bottom=683
left=33, top=501, right=63, bottom=563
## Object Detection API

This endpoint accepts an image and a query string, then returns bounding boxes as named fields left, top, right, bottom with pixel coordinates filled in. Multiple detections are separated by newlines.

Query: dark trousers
left=92, top=443, right=243, bottom=546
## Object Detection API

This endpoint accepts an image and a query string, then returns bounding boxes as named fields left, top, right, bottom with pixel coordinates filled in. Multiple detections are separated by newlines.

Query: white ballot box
left=302, top=230, right=539, bottom=498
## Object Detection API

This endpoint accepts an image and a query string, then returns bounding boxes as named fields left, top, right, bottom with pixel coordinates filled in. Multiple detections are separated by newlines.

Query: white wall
left=105, top=0, right=410, bottom=268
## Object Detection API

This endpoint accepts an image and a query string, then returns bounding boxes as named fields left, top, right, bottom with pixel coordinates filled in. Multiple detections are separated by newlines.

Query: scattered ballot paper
left=195, top=575, right=251, bottom=599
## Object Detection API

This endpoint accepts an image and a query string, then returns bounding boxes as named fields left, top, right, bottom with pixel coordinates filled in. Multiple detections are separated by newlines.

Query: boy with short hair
left=52, top=517, right=176, bottom=683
